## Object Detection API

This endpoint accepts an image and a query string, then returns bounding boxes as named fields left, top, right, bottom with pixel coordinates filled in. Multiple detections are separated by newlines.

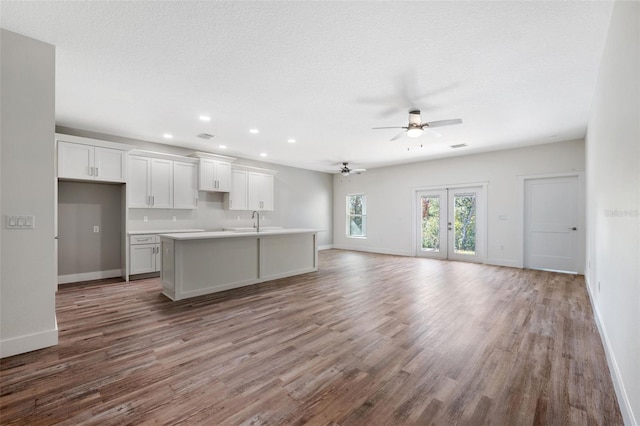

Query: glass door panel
left=416, top=190, right=447, bottom=259
left=452, top=193, right=477, bottom=256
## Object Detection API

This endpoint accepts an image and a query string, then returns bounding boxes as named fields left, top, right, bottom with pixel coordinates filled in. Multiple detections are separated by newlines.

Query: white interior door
left=524, top=176, right=579, bottom=273
left=417, top=186, right=485, bottom=262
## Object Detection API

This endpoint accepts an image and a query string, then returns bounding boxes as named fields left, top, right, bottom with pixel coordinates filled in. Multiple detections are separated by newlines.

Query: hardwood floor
left=0, top=250, right=622, bottom=425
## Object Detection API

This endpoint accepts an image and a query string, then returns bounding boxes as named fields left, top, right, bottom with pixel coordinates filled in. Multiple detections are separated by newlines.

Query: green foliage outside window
left=347, top=194, right=366, bottom=237
left=421, top=197, right=440, bottom=251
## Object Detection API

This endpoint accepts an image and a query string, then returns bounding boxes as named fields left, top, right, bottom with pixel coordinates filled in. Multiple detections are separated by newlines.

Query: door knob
left=569, top=227, right=577, bottom=231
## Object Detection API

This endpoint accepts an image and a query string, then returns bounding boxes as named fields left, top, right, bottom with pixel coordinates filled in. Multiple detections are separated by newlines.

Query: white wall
left=56, top=127, right=334, bottom=248
left=0, top=30, right=57, bottom=357
left=585, top=1, right=639, bottom=424
left=333, top=139, right=585, bottom=268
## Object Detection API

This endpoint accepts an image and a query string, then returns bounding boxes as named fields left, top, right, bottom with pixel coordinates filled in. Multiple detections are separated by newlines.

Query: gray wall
left=1, top=29, right=57, bottom=357
left=58, top=182, right=123, bottom=276
left=585, top=1, right=639, bottom=423
left=56, top=126, right=334, bottom=247
left=333, top=139, right=585, bottom=269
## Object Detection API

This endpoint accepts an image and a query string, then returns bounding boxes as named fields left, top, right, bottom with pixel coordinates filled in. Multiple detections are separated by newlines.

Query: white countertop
left=159, top=228, right=323, bottom=241
left=128, top=229, right=204, bottom=235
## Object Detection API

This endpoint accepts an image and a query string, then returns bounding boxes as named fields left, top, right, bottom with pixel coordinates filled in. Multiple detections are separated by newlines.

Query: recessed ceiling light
left=163, top=133, right=173, bottom=139
left=199, top=115, right=211, bottom=122
left=249, top=129, right=259, bottom=134
left=219, top=145, right=227, bottom=149
left=287, top=139, right=296, bottom=144
left=260, top=153, right=267, bottom=157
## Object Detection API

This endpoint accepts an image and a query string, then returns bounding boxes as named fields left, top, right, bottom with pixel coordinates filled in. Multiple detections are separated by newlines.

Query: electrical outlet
left=143, top=216, right=148, bottom=222
left=93, top=226, right=99, bottom=233
left=598, top=281, right=601, bottom=292
left=172, top=216, right=177, bottom=222
left=237, top=216, right=240, bottom=221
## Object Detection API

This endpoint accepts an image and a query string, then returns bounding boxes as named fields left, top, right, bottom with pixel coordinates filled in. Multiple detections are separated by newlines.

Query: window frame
left=346, top=193, right=367, bottom=238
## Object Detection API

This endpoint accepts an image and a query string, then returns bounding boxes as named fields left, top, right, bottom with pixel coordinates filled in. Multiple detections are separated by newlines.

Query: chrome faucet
left=252, top=211, right=260, bottom=233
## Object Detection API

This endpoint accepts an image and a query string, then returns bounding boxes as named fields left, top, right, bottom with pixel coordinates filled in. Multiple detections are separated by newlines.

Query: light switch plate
left=6, top=215, right=35, bottom=229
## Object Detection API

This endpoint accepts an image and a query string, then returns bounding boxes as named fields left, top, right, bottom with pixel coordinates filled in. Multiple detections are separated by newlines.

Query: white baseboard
left=58, top=269, right=122, bottom=284
left=586, top=281, right=637, bottom=426
left=1, top=325, right=58, bottom=358
left=332, top=245, right=413, bottom=257
left=318, top=244, right=333, bottom=251
left=485, top=258, right=521, bottom=268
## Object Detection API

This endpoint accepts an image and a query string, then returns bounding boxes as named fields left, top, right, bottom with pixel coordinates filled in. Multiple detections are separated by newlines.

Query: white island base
left=160, top=229, right=319, bottom=301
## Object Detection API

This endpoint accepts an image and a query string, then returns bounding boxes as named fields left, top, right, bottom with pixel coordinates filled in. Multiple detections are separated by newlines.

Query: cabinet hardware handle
left=569, top=227, right=577, bottom=231
left=152, top=195, right=155, bottom=206
left=195, top=198, right=198, bottom=206
left=95, top=167, right=99, bottom=176
left=89, top=166, right=93, bottom=176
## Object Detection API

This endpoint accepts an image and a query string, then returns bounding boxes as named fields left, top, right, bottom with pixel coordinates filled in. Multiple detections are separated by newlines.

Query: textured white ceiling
left=1, top=1, right=614, bottom=172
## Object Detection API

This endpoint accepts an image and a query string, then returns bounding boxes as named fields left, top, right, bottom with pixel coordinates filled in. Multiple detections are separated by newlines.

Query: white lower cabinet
left=129, top=235, right=160, bottom=275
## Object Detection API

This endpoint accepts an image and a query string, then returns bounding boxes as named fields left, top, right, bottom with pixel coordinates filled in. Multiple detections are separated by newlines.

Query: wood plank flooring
left=0, top=249, right=623, bottom=425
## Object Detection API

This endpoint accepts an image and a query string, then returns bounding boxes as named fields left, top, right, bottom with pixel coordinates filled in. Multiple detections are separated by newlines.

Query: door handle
left=569, top=227, right=577, bottom=231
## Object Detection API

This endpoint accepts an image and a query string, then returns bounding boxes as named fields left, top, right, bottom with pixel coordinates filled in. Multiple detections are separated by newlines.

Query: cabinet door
left=128, top=156, right=152, bottom=208
left=173, top=161, right=198, bottom=209
left=228, top=169, right=248, bottom=210
left=199, top=159, right=216, bottom=191
left=150, top=159, right=173, bottom=208
left=130, top=244, right=157, bottom=274
left=94, top=147, right=126, bottom=183
left=216, top=161, right=232, bottom=192
left=260, top=173, right=274, bottom=211
left=247, top=172, right=275, bottom=211
left=58, top=142, right=93, bottom=180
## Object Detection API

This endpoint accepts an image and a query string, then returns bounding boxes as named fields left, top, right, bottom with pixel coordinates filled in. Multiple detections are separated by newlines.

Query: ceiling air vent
left=197, top=133, right=215, bottom=140
left=450, top=143, right=467, bottom=149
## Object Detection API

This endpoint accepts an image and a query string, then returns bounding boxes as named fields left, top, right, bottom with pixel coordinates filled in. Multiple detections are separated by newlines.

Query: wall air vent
left=450, top=143, right=468, bottom=149
left=197, top=133, right=215, bottom=140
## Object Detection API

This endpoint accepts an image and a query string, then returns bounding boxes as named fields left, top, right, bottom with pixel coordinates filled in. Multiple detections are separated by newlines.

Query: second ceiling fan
left=373, top=109, right=462, bottom=141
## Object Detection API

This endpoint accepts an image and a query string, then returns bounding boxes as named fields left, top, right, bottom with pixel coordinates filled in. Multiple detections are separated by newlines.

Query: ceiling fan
left=373, top=109, right=462, bottom=141
left=339, top=162, right=366, bottom=176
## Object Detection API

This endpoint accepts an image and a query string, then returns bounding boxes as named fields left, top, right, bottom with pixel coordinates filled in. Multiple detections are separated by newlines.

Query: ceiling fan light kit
left=373, top=109, right=462, bottom=141
left=406, top=127, right=424, bottom=138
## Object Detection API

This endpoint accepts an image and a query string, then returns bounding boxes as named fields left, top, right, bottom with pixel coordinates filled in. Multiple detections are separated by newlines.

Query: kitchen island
left=159, top=229, right=321, bottom=301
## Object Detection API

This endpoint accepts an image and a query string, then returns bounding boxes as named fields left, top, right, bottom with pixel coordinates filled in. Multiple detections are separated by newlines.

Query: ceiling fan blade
left=390, top=131, right=406, bottom=141
left=373, top=126, right=406, bottom=130
left=423, top=128, right=442, bottom=138
left=352, top=168, right=367, bottom=172
left=425, top=118, right=463, bottom=128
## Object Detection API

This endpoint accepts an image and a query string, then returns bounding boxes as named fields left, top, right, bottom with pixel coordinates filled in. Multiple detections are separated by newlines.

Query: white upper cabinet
left=128, top=156, right=152, bottom=208
left=226, top=169, right=248, bottom=211
left=173, top=161, right=198, bottom=209
left=128, top=155, right=174, bottom=209
left=199, top=158, right=232, bottom=192
left=247, top=172, right=274, bottom=211
left=150, top=158, right=173, bottom=209
left=225, top=166, right=276, bottom=211
left=57, top=136, right=130, bottom=183
left=128, top=152, right=200, bottom=209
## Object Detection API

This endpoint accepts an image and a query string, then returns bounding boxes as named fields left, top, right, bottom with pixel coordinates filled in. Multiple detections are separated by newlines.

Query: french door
left=416, top=186, right=485, bottom=262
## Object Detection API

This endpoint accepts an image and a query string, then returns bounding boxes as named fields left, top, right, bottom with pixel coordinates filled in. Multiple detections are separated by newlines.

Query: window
left=346, top=194, right=366, bottom=237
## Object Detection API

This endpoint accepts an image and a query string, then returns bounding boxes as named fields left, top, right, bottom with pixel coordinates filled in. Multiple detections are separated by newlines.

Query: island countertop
left=159, top=228, right=323, bottom=241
